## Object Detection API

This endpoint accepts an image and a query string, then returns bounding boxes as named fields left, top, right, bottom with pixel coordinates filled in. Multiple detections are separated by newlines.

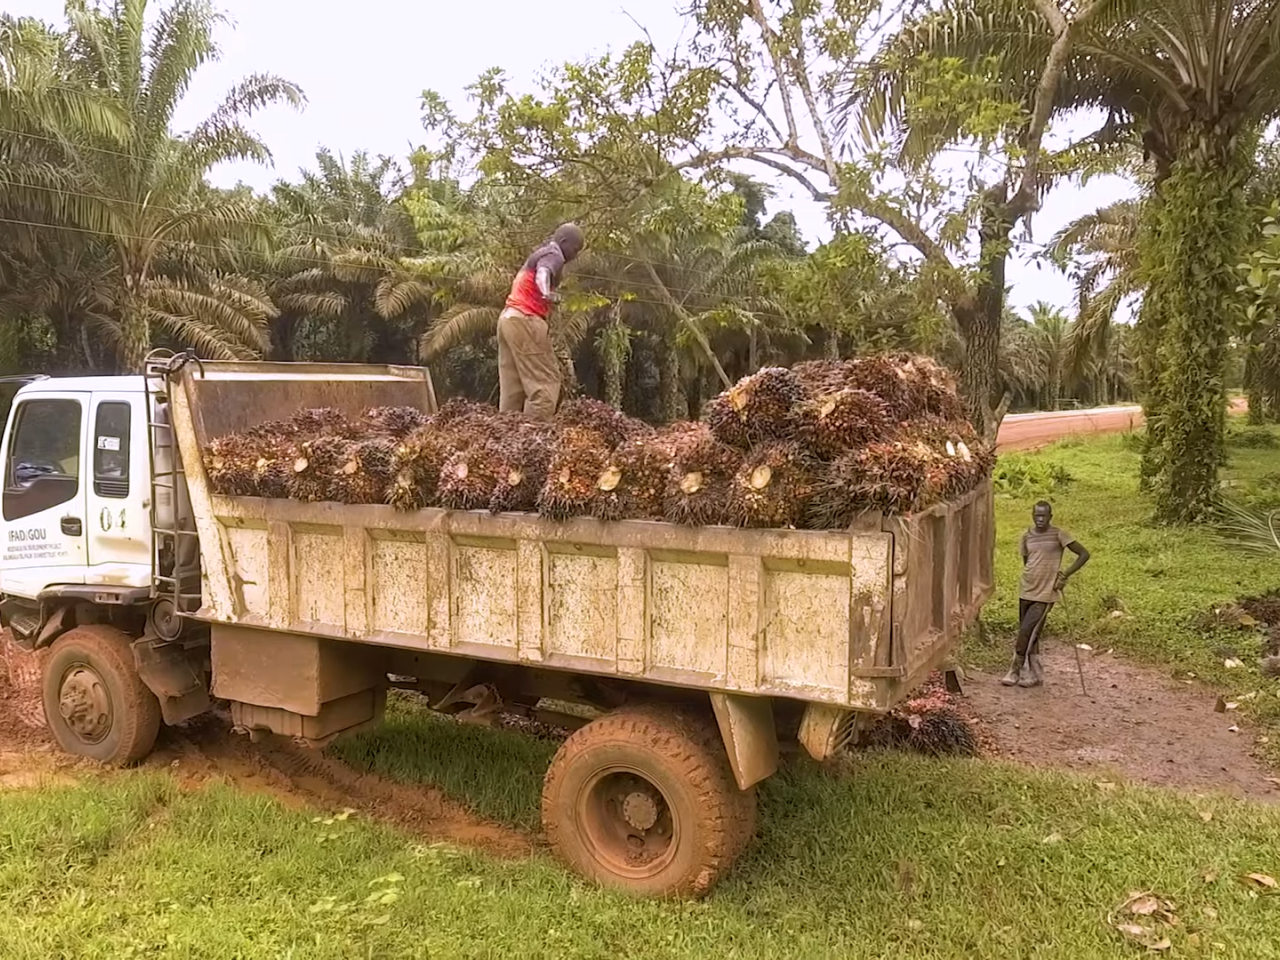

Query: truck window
left=3, top=398, right=82, bottom=522
left=93, top=402, right=131, bottom=498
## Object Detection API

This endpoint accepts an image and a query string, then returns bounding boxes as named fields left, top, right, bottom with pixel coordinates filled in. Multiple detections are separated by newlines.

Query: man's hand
left=1054, top=571, right=1070, bottom=591
left=546, top=291, right=562, bottom=305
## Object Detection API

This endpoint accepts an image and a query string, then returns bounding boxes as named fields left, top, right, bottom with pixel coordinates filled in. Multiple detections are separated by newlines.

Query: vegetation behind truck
left=0, top=354, right=994, bottom=897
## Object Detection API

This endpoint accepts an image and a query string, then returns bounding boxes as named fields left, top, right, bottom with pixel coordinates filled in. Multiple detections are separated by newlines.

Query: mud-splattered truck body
left=0, top=355, right=994, bottom=896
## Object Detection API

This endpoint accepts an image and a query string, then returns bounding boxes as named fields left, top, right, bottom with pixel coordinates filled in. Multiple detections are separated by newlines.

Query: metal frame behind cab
left=143, top=350, right=203, bottom=615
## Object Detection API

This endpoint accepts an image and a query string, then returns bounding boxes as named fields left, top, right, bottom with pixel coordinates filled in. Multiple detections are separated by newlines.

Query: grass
left=5, top=753, right=1280, bottom=959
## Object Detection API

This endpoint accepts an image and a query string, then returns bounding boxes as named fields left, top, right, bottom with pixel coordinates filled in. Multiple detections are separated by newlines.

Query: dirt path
left=962, top=643, right=1280, bottom=802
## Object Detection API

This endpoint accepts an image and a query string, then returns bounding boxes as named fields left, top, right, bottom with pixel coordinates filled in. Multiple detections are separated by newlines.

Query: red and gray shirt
left=505, top=241, right=567, bottom=319
left=1019, top=525, right=1076, bottom=602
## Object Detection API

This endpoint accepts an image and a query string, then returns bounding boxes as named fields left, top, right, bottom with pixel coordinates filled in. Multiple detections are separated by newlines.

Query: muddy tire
left=2, top=629, right=49, bottom=728
left=541, top=704, right=756, bottom=898
left=42, top=625, right=160, bottom=766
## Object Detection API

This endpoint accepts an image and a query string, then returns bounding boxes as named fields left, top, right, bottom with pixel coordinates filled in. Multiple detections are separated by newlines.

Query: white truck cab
left=1, top=363, right=210, bottom=768
left=1, top=375, right=152, bottom=602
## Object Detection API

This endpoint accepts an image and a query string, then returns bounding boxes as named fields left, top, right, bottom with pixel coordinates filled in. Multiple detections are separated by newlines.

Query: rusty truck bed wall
left=169, top=363, right=992, bottom=713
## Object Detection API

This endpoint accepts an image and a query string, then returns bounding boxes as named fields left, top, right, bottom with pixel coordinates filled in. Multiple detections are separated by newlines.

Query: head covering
left=552, top=222, right=585, bottom=261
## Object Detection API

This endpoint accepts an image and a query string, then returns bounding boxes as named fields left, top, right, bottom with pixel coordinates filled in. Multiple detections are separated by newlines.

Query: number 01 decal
left=98, top=507, right=127, bottom=532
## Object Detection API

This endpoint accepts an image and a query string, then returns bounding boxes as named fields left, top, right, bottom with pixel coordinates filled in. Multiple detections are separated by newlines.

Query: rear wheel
left=42, top=626, right=160, bottom=766
left=541, top=704, right=756, bottom=898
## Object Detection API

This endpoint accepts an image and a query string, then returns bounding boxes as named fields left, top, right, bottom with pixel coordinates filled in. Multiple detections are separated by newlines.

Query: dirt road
left=996, top=405, right=1143, bottom=452
left=997, top=399, right=1248, bottom=452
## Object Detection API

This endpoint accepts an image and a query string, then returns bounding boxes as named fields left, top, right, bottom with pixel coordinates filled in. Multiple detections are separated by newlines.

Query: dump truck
left=0, top=352, right=994, bottom=897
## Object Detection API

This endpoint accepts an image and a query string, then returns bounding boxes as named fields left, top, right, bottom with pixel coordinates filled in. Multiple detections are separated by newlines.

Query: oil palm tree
left=852, top=0, right=1280, bottom=519
left=0, top=0, right=303, bottom=370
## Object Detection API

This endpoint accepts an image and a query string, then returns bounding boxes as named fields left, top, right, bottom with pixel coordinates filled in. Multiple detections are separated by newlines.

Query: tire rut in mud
left=153, top=712, right=533, bottom=858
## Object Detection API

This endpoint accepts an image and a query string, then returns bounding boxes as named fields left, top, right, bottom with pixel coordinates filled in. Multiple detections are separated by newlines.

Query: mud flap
left=709, top=692, right=779, bottom=790
left=133, top=639, right=210, bottom=726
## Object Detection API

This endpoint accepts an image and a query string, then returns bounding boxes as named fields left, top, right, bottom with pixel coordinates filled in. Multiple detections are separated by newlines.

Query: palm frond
left=1217, top=497, right=1280, bottom=557
left=420, top=304, right=499, bottom=360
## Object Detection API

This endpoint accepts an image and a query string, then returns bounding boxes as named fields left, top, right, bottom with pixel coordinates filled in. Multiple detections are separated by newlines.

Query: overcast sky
left=10, top=0, right=1138, bottom=317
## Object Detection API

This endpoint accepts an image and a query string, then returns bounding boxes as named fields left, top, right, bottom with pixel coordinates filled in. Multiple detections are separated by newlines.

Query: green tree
left=0, top=0, right=303, bottom=369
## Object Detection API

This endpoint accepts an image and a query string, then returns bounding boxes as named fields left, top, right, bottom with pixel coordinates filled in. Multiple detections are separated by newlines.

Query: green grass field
left=5, top=755, right=1280, bottom=959
left=6, top=428, right=1280, bottom=959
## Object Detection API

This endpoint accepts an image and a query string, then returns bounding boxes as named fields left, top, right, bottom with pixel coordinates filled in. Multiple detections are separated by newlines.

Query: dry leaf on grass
left=1225, top=658, right=1244, bottom=669
left=1204, top=869, right=1220, bottom=884
left=1243, top=873, right=1277, bottom=889
left=1042, top=832, right=1064, bottom=845
left=1110, top=891, right=1180, bottom=949
left=1198, top=810, right=1214, bottom=823
left=1202, top=906, right=1218, bottom=920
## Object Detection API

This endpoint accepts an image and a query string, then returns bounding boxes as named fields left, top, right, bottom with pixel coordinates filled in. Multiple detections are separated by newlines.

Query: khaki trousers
left=497, top=308, right=562, bottom=421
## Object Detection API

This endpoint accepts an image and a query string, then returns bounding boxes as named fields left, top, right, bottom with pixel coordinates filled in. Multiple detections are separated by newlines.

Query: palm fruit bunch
left=556, top=397, right=650, bottom=448
left=288, top=435, right=357, bottom=503
left=538, top=427, right=612, bottom=521
left=662, top=423, right=740, bottom=526
left=796, top=387, right=893, bottom=460
left=792, top=359, right=856, bottom=396
left=903, top=355, right=967, bottom=421
left=363, top=405, right=431, bottom=439
left=204, top=434, right=267, bottom=496
left=863, top=707, right=978, bottom=757
left=437, top=421, right=521, bottom=512
left=842, top=354, right=921, bottom=423
left=900, top=417, right=989, bottom=500
left=810, top=440, right=939, bottom=528
left=434, top=397, right=494, bottom=427
left=703, top=366, right=805, bottom=449
left=387, top=423, right=467, bottom=511
left=592, top=424, right=700, bottom=522
left=328, top=437, right=400, bottom=505
left=285, top=406, right=359, bottom=440
left=727, top=441, right=816, bottom=529
left=488, top=420, right=556, bottom=514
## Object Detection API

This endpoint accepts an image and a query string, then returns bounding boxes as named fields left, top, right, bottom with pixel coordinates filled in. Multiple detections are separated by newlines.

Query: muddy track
left=151, top=712, right=534, bottom=857
left=0, top=672, right=531, bottom=857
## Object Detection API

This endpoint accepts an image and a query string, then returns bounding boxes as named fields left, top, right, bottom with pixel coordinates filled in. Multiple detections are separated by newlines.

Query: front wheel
left=42, top=625, right=160, bottom=766
left=541, top=704, right=756, bottom=898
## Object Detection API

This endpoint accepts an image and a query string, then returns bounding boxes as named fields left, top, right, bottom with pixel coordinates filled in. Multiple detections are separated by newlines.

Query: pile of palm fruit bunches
left=203, top=354, right=995, bottom=530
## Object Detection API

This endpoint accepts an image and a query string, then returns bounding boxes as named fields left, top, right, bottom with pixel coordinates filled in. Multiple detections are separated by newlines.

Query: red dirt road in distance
left=996, top=405, right=1144, bottom=452
left=995, top=399, right=1248, bottom=452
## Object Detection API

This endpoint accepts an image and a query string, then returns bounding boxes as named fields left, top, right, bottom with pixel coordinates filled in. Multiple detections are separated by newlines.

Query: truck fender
left=708, top=692, right=779, bottom=791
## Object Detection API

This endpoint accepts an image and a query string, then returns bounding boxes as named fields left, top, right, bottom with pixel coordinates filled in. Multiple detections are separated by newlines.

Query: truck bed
left=170, top=363, right=993, bottom=713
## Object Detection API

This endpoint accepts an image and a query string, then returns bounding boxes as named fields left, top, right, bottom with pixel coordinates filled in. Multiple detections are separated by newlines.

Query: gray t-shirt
left=1019, top=525, right=1075, bottom=602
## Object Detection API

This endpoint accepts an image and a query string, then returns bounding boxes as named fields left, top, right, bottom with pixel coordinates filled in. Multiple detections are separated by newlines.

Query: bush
left=1228, top=426, right=1278, bottom=449
left=992, top=455, right=1073, bottom=499
left=1118, top=429, right=1147, bottom=453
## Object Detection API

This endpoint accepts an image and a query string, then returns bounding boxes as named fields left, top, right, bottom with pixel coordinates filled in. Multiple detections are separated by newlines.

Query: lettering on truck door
left=0, top=393, right=90, bottom=598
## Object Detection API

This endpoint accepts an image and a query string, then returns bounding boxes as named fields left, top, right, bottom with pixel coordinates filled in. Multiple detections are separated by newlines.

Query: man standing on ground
left=497, top=223, right=585, bottom=420
left=1003, top=501, right=1091, bottom=688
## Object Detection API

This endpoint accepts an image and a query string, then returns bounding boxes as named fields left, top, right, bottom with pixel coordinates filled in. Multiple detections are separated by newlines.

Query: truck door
left=85, top=392, right=151, bottom=588
left=0, top=392, right=90, bottom=598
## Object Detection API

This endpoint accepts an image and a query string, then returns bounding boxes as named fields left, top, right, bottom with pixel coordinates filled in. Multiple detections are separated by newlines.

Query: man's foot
left=1018, top=653, right=1044, bottom=688
left=1000, top=656, right=1023, bottom=687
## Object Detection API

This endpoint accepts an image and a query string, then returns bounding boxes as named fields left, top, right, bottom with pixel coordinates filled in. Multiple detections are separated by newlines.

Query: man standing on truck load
left=1003, top=501, right=1091, bottom=688
left=497, top=223, right=585, bottom=420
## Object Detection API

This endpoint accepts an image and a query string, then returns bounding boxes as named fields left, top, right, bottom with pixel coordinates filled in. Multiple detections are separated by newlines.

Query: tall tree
left=0, top=0, right=303, bottom=369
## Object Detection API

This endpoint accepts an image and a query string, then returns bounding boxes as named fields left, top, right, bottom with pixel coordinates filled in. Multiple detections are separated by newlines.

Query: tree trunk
left=953, top=189, right=1013, bottom=442
left=1139, top=149, right=1250, bottom=522
left=658, top=336, right=683, bottom=424
left=120, top=293, right=151, bottom=373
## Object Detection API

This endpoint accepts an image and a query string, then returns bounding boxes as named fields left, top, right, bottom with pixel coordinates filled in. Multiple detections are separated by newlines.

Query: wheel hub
left=622, top=791, right=660, bottom=831
left=58, top=667, right=111, bottom=743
